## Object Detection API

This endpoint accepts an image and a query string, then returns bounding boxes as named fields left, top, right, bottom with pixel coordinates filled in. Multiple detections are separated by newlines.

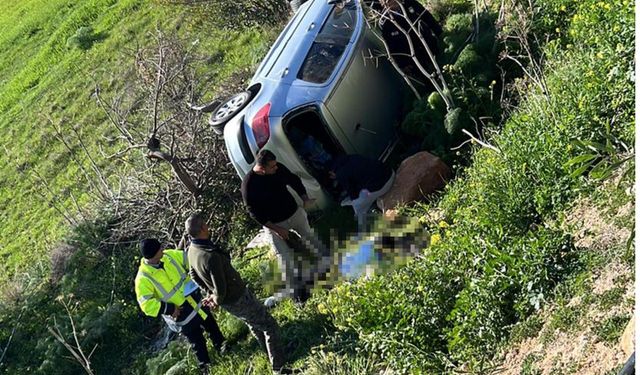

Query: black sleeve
left=335, top=169, right=359, bottom=200
left=161, top=301, right=175, bottom=316
left=407, top=0, right=442, bottom=35
left=346, top=177, right=360, bottom=200
left=241, top=174, right=269, bottom=225
left=278, top=163, right=307, bottom=197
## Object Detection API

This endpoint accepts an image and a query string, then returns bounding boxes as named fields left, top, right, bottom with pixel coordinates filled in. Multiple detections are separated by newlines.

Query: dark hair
left=255, top=149, right=276, bottom=167
left=185, top=212, right=206, bottom=237
left=140, top=238, right=161, bottom=259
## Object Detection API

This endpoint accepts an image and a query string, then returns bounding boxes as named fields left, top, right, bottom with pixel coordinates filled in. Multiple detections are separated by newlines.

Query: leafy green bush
left=429, top=0, right=473, bottom=21
left=444, top=106, right=468, bottom=135
left=400, top=7, right=501, bottom=161
left=319, top=0, right=634, bottom=372
left=442, top=13, right=473, bottom=58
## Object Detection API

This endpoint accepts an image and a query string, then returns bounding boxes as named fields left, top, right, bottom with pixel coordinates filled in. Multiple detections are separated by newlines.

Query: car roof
left=252, top=0, right=334, bottom=82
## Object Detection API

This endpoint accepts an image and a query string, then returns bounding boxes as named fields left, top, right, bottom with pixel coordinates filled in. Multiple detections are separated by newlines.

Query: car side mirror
left=327, top=0, right=344, bottom=5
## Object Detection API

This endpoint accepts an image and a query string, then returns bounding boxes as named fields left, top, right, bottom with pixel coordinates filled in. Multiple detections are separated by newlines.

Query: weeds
left=593, top=314, right=631, bottom=344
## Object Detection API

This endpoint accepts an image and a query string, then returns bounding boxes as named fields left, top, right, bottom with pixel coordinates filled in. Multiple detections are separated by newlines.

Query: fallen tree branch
left=461, top=128, right=501, bottom=153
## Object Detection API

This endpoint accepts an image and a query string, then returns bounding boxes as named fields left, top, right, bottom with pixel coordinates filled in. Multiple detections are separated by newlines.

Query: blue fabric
left=300, top=136, right=332, bottom=169
left=183, top=279, right=199, bottom=296
left=339, top=240, right=376, bottom=279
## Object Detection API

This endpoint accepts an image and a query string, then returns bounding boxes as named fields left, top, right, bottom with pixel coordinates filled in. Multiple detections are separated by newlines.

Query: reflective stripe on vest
left=161, top=298, right=203, bottom=332
left=176, top=299, right=202, bottom=327
left=137, top=294, right=154, bottom=304
left=139, top=256, right=187, bottom=302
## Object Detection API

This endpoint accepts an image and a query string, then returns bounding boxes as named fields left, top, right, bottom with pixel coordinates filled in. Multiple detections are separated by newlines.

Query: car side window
left=297, top=2, right=357, bottom=84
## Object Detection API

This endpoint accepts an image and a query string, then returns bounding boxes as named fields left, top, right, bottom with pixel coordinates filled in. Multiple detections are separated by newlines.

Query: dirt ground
left=493, top=197, right=634, bottom=375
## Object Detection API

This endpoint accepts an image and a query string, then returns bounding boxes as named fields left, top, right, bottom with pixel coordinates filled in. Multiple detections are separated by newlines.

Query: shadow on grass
left=279, top=313, right=334, bottom=364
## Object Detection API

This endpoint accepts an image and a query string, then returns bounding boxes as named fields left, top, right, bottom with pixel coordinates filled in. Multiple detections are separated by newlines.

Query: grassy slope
left=0, top=0, right=271, bottom=282
left=0, top=0, right=632, bottom=373
left=138, top=0, right=633, bottom=373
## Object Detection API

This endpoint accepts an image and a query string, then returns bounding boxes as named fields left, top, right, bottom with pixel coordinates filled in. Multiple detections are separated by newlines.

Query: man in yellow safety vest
left=134, top=238, right=225, bottom=374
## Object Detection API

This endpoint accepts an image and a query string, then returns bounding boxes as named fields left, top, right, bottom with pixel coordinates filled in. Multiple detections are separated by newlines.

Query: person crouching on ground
left=328, top=154, right=395, bottom=231
left=134, top=238, right=225, bottom=375
left=185, top=212, right=296, bottom=374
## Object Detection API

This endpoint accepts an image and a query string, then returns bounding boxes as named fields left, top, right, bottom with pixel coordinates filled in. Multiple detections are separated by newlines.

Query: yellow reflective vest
left=134, top=249, right=206, bottom=325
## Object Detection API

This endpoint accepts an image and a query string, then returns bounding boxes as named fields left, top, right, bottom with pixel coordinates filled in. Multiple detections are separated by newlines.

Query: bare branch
left=461, top=128, right=501, bottom=154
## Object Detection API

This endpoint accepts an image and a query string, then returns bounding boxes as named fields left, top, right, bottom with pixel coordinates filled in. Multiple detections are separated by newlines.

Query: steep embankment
left=300, top=0, right=634, bottom=373
left=0, top=0, right=271, bottom=283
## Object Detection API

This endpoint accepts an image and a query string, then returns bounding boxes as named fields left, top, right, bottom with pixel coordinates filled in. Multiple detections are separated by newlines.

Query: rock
left=245, top=228, right=273, bottom=250
left=620, top=315, right=634, bottom=357
left=377, top=151, right=451, bottom=211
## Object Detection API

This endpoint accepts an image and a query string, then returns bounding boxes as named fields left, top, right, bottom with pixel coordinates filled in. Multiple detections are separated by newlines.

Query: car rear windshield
left=297, top=2, right=357, bottom=84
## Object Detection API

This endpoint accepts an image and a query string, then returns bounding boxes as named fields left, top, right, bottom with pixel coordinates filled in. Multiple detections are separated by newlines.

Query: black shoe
left=293, top=287, right=310, bottom=304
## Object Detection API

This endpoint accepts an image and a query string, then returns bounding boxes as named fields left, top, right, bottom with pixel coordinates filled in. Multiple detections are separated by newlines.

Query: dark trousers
left=180, top=304, right=225, bottom=367
left=223, top=289, right=284, bottom=370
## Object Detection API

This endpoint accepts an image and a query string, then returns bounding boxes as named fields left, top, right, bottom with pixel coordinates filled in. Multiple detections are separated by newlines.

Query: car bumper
left=223, top=114, right=331, bottom=211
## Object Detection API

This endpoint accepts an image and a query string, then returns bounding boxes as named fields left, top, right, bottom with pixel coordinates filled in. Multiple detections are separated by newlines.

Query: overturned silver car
left=214, top=0, right=407, bottom=207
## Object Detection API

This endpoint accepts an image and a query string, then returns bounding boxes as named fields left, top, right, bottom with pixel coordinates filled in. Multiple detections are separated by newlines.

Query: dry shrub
left=50, top=243, right=78, bottom=284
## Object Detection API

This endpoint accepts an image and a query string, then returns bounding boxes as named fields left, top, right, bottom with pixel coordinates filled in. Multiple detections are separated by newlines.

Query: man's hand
left=171, top=305, right=181, bottom=320
left=203, top=295, right=218, bottom=310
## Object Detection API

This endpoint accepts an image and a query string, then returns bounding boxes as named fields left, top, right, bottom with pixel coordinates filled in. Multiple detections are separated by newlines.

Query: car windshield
left=297, top=2, right=358, bottom=84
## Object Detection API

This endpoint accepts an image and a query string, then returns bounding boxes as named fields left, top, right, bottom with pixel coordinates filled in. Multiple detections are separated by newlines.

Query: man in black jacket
left=379, top=0, right=442, bottom=77
left=241, top=149, right=328, bottom=303
left=185, top=213, right=291, bottom=374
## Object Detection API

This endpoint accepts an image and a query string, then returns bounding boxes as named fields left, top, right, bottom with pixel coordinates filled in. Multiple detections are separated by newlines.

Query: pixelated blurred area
left=327, top=212, right=429, bottom=282
left=242, top=202, right=433, bottom=305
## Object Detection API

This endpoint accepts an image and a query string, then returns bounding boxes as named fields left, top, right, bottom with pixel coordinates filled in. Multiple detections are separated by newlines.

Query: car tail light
left=251, top=103, right=271, bottom=149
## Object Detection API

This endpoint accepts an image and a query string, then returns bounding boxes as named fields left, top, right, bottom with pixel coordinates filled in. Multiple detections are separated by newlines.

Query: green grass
left=593, top=314, right=631, bottom=344
left=509, top=315, right=545, bottom=344
left=520, top=353, right=543, bottom=375
left=0, top=0, right=274, bottom=283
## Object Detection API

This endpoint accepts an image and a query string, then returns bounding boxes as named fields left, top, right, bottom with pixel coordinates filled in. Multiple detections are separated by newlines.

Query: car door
left=324, top=6, right=405, bottom=158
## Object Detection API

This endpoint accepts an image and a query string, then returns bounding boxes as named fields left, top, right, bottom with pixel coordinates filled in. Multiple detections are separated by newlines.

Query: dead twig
left=48, top=297, right=97, bottom=375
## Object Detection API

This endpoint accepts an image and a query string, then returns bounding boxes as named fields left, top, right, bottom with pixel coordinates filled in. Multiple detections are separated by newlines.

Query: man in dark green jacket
left=185, top=212, right=290, bottom=374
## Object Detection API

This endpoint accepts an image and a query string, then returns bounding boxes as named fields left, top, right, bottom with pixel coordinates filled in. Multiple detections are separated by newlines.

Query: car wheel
left=209, top=91, right=252, bottom=128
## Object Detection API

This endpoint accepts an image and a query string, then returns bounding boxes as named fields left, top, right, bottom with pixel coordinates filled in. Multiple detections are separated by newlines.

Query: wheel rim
left=215, top=93, right=248, bottom=120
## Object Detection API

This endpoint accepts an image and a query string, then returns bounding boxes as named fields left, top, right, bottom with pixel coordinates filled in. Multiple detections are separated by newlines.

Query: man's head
left=254, top=149, right=278, bottom=175
left=140, top=238, right=163, bottom=263
left=185, top=212, right=209, bottom=239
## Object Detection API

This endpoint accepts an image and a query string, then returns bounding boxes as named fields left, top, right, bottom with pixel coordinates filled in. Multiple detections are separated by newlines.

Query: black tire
left=209, top=91, right=252, bottom=127
left=199, top=99, right=222, bottom=113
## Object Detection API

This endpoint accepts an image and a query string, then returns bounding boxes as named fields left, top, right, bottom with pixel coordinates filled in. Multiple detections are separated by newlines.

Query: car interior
left=283, top=108, right=345, bottom=198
